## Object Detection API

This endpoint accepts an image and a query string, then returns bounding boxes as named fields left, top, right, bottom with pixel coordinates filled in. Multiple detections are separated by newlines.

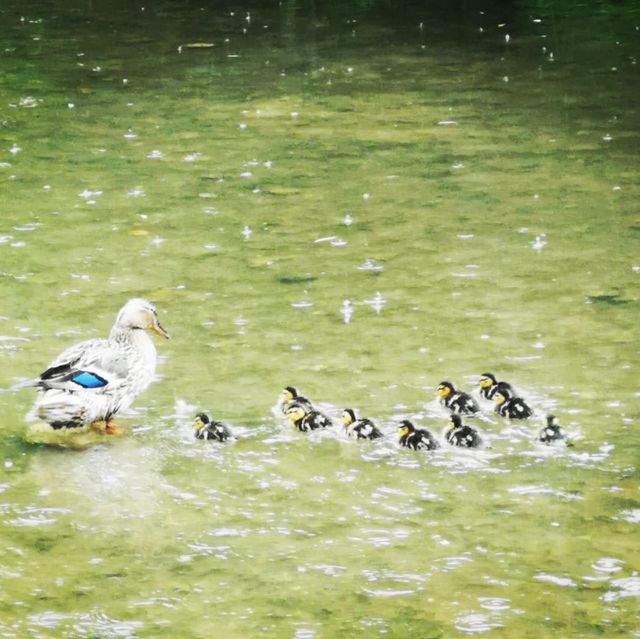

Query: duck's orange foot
left=105, top=420, right=125, bottom=436
left=90, top=420, right=107, bottom=433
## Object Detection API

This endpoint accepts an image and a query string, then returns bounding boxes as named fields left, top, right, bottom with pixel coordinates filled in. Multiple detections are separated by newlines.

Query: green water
left=1, top=0, right=639, bottom=636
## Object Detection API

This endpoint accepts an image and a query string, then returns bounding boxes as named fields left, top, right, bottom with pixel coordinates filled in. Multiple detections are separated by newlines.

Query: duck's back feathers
left=446, top=424, right=483, bottom=448
left=497, top=397, right=532, bottom=419
left=446, top=391, right=479, bottom=416
left=194, top=413, right=232, bottom=442
left=300, top=409, right=332, bottom=432
left=348, top=418, right=383, bottom=440
left=400, top=428, right=439, bottom=451
left=539, top=415, right=572, bottom=445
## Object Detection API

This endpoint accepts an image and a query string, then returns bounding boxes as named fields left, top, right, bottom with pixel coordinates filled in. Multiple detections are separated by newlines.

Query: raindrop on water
left=531, top=234, right=547, bottom=251
left=364, top=292, right=386, bottom=314
left=357, top=259, right=384, bottom=273
left=341, top=299, right=353, bottom=324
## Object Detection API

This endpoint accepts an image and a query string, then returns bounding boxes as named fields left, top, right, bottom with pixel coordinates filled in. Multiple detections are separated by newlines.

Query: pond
left=0, top=0, right=639, bottom=637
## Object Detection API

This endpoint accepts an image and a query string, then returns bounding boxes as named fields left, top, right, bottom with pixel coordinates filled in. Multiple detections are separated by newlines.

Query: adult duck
left=25, top=298, right=169, bottom=433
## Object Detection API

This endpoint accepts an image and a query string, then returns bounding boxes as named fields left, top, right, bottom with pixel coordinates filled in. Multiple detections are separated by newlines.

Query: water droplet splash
left=341, top=299, right=353, bottom=324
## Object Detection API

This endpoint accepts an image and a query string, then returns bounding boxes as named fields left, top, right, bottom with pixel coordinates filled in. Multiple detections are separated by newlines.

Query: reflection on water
left=1, top=0, right=639, bottom=636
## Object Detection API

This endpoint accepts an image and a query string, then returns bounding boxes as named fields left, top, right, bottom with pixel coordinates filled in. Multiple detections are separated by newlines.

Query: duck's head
left=437, top=381, right=454, bottom=399
left=285, top=401, right=308, bottom=424
left=494, top=382, right=512, bottom=405
left=281, top=386, right=299, bottom=404
left=398, top=419, right=415, bottom=438
left=546, top=414, right=559, bottom=428
left=341, top=408, right=357, bottom=427
left=194, top=412, right=210, bottom=433
left=115, top=298, right=170, bottom=339
left=479, top=372, right=497, bottom=389
left=447, top=413, right=463, bottom=431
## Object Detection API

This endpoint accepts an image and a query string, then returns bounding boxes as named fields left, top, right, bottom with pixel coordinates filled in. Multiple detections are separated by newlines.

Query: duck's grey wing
left=39, top=339, right=129, bottom=392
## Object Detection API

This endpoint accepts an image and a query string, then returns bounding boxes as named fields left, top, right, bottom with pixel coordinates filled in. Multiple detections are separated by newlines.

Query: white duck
left=25, top=298, right=169, bottom=433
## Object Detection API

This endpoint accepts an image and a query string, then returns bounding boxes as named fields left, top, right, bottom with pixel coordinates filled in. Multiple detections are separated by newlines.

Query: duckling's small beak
left=151, top=318, right=170, bottom=339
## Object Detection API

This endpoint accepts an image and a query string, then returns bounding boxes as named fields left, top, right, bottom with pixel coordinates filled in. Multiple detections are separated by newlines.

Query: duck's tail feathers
left=9, top=378, right=40, bottom=392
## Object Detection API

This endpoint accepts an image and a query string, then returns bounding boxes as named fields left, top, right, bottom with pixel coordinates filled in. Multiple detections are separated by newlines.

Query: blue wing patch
left=70, top=371, right=108, bottom=389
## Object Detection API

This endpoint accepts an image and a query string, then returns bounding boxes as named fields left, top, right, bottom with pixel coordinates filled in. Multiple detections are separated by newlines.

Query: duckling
left=22, top=298, right=169, bottom=433
left=478, top=372, right=514, bottom=401
left=539, top=414, right=572, bottom=446
left=436, top=381, right=479, bottom=416
left=494, top=382, right=532, bottom=419
left=444, top=413, right=483, bottom=448
left=194, top=412, right=231, bottom=442
left=398, top=420, right=439, bottom=451
left=285, top=401, right=332, bottom=432
left=279, top=386, right=313, bottom=415
left=341, top=408, right=383, bottom=440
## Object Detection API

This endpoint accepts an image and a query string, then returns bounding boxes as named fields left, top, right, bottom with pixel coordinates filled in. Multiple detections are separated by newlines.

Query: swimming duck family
left=23, top=298, right=169, bottom=434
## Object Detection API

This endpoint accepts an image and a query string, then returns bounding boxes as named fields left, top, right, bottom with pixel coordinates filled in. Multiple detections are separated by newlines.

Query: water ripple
left=618, top=509, right=640, bottom=523
left=591, top=557, right=624, bottom=574
left=7, top=506, right=70, bottom=527
left=455, top=612, right=504, bottom=634
left=533, top=573, right=577, bottom=588
left=602, top=576, right=640, bottom=602
left=478, top=597, right=511, bottom=611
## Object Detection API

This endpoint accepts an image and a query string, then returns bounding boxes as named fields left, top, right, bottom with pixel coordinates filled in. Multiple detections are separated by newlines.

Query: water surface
left=0, top=0, right=639, bottom=637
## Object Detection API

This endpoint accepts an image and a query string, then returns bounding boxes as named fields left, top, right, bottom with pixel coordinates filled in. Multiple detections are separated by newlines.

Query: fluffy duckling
left=341, top=408, right=383, bottom=440
left=398, top=420, right=439, bottom=451
left=494, top=382, right=532, bottom=419
left=436, top=381, right=479, bottom=415
left=279, top=386, right=313, bottom=415
left=444, top=414, right=483, bottom=448
left=285, top=401, right=332, bottom=432
left=539, top=414, right=572, bottom=446
left=194, top=412, right=232, bottom=442
left=478, top=372, right=514, bottom=401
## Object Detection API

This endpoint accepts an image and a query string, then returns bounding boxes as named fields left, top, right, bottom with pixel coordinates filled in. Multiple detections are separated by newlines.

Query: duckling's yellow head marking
left=495, top=392, right=507, bottom=405
left=341, top=409, right=356, bottom=427
left=479, top=377, right=492, bottom=389
left=398, top=420, right=413, bottom=438
left=286, top=405, right=305, bottom=423
left=437, top=383, right=452, bottom=399
left=281, top=387, right=296, bottom=404
left=446, top=420, right=455, bottom=432
left=194, top=413, right=209, bottom=432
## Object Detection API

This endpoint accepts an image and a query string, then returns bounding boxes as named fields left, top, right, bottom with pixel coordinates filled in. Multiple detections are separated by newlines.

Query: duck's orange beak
left=150, top=318, right=170, bottom=339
